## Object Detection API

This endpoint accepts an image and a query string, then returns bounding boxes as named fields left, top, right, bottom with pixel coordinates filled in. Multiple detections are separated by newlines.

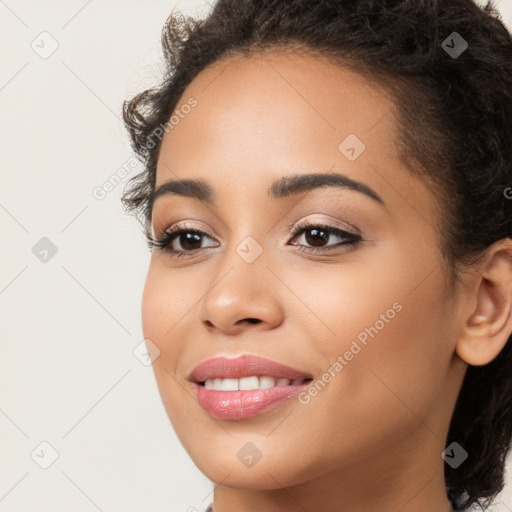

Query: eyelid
left=152, top=219, right=216, bottom=239
left=285, top=215, right=360, bottom=238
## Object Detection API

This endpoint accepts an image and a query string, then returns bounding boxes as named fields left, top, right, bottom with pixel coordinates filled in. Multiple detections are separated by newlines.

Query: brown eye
left=147, top=224, right=219, bottom=258
left=289, top=222, right=362, bottom=254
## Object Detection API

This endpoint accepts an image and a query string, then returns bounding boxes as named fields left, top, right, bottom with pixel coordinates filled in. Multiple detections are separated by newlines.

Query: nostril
left=245, top=318, right=260, bottom=324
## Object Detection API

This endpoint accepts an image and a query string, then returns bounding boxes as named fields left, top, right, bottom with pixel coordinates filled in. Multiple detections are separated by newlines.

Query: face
left=142, top=50, right=467, bottom=491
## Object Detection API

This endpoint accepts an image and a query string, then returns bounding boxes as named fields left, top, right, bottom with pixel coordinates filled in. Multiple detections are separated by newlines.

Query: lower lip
left=192, top=381, right=310, bottom=420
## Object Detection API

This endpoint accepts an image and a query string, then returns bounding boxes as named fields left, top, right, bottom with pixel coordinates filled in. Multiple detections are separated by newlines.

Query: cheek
left=320, top=266, right=452, bottom=437
left=141, top=265, right=193, bottom=425
left=294, top=254, right=452, bottom=423
left=141, top=267, right=166, bottom=346
left=279, top=277, right=452, bottom=481
left=141, top=271, right=155, bottom=340
left=141, top=264, right=190, bottom=382
left=141, top=263, right=193, bottom=348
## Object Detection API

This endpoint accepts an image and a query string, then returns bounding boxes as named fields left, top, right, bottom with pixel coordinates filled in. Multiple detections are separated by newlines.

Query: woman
left=121, top=1, right=512, bottom=511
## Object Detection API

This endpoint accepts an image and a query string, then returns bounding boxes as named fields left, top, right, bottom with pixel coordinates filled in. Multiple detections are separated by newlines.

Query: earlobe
left=455, top=238, right=512, bottom=367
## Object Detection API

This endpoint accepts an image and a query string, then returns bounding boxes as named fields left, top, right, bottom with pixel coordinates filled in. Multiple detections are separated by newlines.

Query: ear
left=456, top=238, right=512, bottom=366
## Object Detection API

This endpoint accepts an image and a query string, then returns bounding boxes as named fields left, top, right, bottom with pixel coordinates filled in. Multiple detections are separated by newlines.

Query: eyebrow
left=149, top=172, right=385, bottom=213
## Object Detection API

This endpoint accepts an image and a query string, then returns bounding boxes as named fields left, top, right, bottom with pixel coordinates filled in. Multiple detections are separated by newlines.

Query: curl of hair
left=121, top=1, right=512, bottom=509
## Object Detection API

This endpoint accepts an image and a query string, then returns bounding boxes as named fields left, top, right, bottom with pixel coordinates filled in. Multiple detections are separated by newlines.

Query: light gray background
left=0, top=1, right=511, bottom=511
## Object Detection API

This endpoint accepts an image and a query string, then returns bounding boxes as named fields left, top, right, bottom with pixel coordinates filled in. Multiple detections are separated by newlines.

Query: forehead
left=157, top=50, right=396, bottom=178
left=153, top=50, right=438, bottom=230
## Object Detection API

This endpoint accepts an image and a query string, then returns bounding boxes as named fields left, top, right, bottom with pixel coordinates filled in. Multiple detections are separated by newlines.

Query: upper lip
left=188, top=354, right=314, bottom=383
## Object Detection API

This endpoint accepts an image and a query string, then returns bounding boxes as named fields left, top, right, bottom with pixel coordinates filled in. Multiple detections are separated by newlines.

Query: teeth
left=221, top=378, right=238, bottom=391
left=259, top=376, right=275, bottom=389
left=240, top=376, right=259, bottom=390
left=203, top=376, right=306, bottom=391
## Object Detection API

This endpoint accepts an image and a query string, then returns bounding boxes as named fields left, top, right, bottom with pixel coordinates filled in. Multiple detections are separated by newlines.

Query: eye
left=147, top=221, right=362, bottom=258
left=147, top=222, right=219, bottom=258
left=287, top=221, right=362, bottom=254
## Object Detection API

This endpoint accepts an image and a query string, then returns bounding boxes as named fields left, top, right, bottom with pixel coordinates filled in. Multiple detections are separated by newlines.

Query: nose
left=199, top=264, right=285, bottom=336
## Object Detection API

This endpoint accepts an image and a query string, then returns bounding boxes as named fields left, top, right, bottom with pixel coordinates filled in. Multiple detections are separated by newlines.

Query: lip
left=188, top=354, right=314, bottom=383
left=191, top=381, right=311, bottom=420
left=188, top=354, right=314, bottom=420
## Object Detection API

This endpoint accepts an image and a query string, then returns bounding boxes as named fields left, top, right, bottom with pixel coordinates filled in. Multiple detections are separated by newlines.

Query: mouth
left=188, top=354, right=314, bottom=420
left=198, top=375, right=313, bottom=390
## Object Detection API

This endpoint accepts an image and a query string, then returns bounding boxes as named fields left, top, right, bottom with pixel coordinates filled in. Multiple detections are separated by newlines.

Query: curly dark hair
left=121, top=0, right=512, bottom=510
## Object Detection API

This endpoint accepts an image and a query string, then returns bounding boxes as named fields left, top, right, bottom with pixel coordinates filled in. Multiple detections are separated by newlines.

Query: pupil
left=180, top=233, right=202, bottom=251
left=305, top=228, right=328, bottom=247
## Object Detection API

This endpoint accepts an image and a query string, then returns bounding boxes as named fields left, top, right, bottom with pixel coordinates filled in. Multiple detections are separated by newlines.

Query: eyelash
left=146, top=221, right=362, bottom=259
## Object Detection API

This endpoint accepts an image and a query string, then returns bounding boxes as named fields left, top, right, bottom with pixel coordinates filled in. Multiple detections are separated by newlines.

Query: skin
left=141, top=50, right=512, bottom=512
